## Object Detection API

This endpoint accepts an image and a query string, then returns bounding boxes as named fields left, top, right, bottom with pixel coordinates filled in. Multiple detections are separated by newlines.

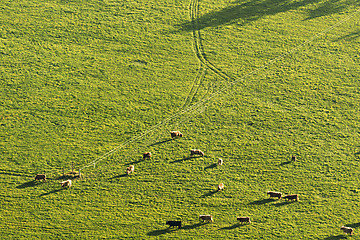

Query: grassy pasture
left=1, top=0, right=360, bottom=239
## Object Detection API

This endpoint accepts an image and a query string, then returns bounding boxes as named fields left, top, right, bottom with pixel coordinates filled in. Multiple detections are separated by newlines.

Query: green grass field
left=1, top=0, right=360, bottom=238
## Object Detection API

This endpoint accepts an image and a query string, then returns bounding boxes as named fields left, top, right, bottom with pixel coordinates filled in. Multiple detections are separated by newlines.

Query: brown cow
left=217, top=158, right=223, bottom=166
left=190, top=149, right=204, bottom=157
left=237, top=217, right=251, bottom=224
left=217, top=183, right=224, bottom=191
left=341, top=226, right=354, bottom=235
left=283, top=194, right=298, bottom=201
left=199, top=215, right=213, bottom=222
left=60, top=179, right=72, bottom=188
left=34, top=174, right=46, bottom=182
left=126, top=165, right=134, bottom=175
left=143, top=152, right=152, bottom=160
left=170, top=131, right=183, bottom=139
left=267, top=191, right=282, bottom=199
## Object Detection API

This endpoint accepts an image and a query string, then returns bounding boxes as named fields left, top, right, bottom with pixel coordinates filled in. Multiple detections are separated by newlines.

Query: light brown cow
left=283, top=194, right=298, bottom=201
left=292, top=155, right=297, bottom=162
left=34, top=174, right=46, bottom=182
left=60, top=179, right=72, bottom=188
left=341, top=226, right=354, bottom=235
left=217, top=183, right=224, bottom=191
left=143, top=152, right=152, bottom=160
left=170, top=131, right=183, bottom=139
left=126, top=165, right=134, bottom=175
left=199, top=215, right=213, bottom=222
left=190, top=149, right=204, bottom=157
left=217, top=158, right=223, bottom=166
left=237, top=217, right=251, bottom=224
left=267, top=191, right=282, bottom=199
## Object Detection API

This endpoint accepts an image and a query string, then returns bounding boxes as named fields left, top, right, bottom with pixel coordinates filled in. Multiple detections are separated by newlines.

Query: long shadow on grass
left=249, top=198, right=276, bottom=205
left=346, top=222, right=360, bottom=228
left=39, top=189, right=63, bottom=197
left=219, top=224, right=243, bottom=230
left=181, top=222, right=206, bottom=230
left=204, top=163, right=217, bottom=170
left=16, top=181, right=40, bottom=189
left=127, top=159, right=144, bottom=165
left=0, top=169, right=33, bottom=178
left=323, top=235, right=347, bottom=240
left=278, top=161, right=292, bottom=166
left=109, top=174, right=128, bottom=179
left=274, top=201, right=297, bottom=207
left=177, top=0, right=321, bottom=31
left=147, top=228, right=173, bottom=236
left=201, top=190, right=218, bottom=198
left=149, top=139, right=172, bottom=146
left=170, top=157, right=192, bottom=164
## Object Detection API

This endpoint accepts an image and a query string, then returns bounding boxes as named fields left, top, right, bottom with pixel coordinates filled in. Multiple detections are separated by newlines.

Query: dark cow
left=283, top=194, right=299, bottom=201
left=190, top=149, right=204, bottom=157
left=34, top=174, right=46, bottom=182
left=143, top=152, right=152, bottom=160
left=170, top=131, right=183, bottom=139
left=199, top=215, right=213, bottom=222
left=292, top=155, right=296, bottom=162
left=341, top=226, right=354, bottom=235
left=237, top=217, right=251, bottom=224
left=166, top=221, right=182, bottom=229
left=267, top=191, right=282, bottom=199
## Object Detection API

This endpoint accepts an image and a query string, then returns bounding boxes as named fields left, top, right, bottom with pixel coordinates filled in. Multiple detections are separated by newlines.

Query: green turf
left=1, top=0, right=360, bottom=239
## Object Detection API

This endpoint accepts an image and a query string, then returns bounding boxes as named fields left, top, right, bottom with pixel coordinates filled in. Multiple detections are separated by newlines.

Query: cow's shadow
left=181, top=222, right=205, bottom=230
left=219, top=224, right=243, bottom=230
left=274, top=201, right=297, bottom=207
left=204, top=163, right=217, bottom=170
left=109, top=174, right=128, bottom=179
left=147, top=228, right=173, bottom=236
left=279, top=161, right=292, bottom=166
left=201, top=190, right=218, bottom=198
left=39, top=189, right=63, bottom=197
left=149, top=139, right=172, bottom=146
left=346, top=222, right=360, bottom=228
left=170, top=157, right=192, bottom=164
left=249, top=198, right=276, bottom=205
left=16, top=181, right=40, bottom=189
left=323, top=235, right=347, bottom=240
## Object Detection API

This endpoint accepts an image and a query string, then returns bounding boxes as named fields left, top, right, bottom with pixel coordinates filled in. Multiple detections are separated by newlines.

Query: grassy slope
left=1, top=0, right=360, bottom=239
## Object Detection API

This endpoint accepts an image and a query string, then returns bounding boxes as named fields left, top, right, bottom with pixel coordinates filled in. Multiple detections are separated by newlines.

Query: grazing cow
left=217, top=183, right=224, bottom=191
left=341, top=226, right=354, bottom=235
left=34, top=174, right=46, bottom=182
left=199, top=215, right=213, bottom=222
left=267, top=191, right=282, bottom=199
left=283, top=194, right=298, bottom=201
left=190, top=149, right=204, bottom=157
left=292, top=155, right=296, bottom=162
left=217, top=158, right=223, bottom=166
left=166, top=221, right=182, bottom=229
left=170, top=131, right=183, bottom=139
left=237, top=217, right=251, bottom=224
left=60, top=179, right=72, bottom=188
left=126, top=165, right=134, bottom=175
left=340, top=226, right=354, bottom=235
left=143, top=152, right=152, bottom=160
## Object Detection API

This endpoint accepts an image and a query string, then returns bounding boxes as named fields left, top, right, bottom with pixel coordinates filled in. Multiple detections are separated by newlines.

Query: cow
left=126, top=165, right=134, bottom=175
left=292, top=155, right=296, bottom=162
left=218, top=158, right=223, bottom=166
left=199, top=215, right=213, bottom=222
left=283, top=194, right=298, bottom=201
left=341, top=226, right=354, bottom=235
left=267, top=191, right=282, bottom=199
left=190, top=149, right=204, bottom=157
left=237, top=217, right=251, bottom=224
left=166, top=221, right=182, bottom=229
left=170, top=131, right=183, bottom=139
left=143, top=152, right=152, bottom=160
left=60, top=179, right=72, bottom=188
left=34, top=174, right=46, bottom=182
left=218, top=183, right=224, bottom=191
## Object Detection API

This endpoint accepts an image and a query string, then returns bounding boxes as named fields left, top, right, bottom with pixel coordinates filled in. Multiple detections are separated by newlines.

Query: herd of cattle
left=33, top=130, right=354, bottom=236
